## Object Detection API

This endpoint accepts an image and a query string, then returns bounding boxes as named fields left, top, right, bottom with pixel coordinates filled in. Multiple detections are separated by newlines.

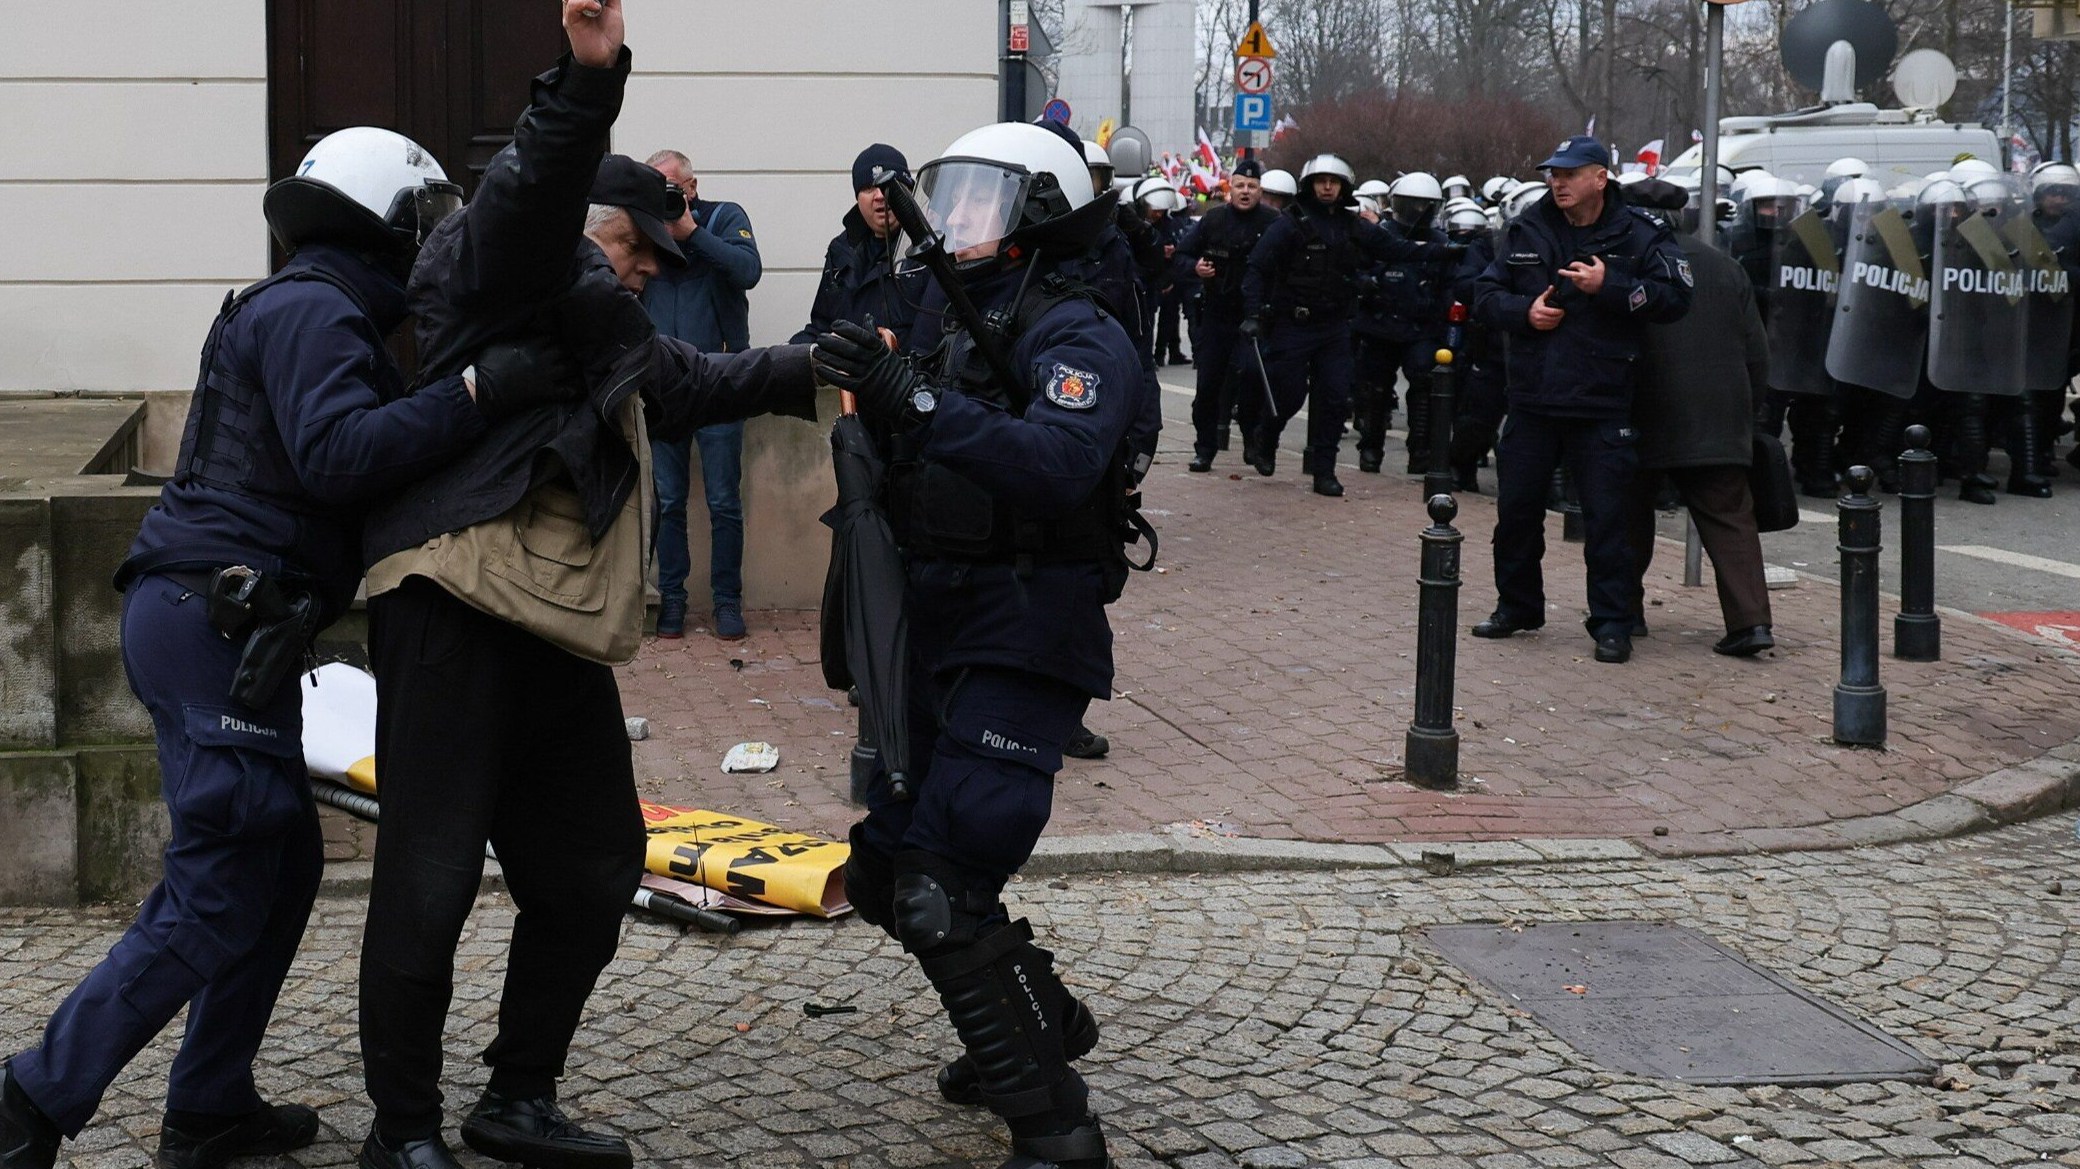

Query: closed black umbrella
left=819, top=394, right=913, bottom=802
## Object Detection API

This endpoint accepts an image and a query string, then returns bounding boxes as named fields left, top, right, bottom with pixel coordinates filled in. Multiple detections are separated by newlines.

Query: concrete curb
left=313, top=737, right=2080, bottom=894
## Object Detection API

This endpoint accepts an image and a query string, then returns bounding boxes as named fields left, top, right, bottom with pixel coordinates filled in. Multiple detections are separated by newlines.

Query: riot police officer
left=2020, top=162, right=2080, bottom=494
left=811, top=120, right=1141, bottom=1169
left=1241, top=154, right=1460, bottom=496
left=1259, top=168, right=1298, bottom=211
left=1442, top=199, right=1503, bottom=490
left=1175, top=159, right=1280, bottom=471
left=1370, top=172, right=1451, bottom=475
left=0, top=127, right=542, bottom=1169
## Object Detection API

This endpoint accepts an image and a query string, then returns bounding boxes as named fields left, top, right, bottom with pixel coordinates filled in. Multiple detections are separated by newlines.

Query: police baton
left=874, top=169, right=1030, bottom=413
left=1248, top=334, right=1279, bottom=421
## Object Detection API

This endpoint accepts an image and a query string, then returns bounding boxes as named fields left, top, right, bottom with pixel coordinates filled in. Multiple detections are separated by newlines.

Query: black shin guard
left=843, top=826, right=899, bottom=941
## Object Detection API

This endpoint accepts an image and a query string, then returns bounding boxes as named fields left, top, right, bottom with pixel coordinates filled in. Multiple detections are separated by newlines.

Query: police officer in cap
left=1467, top=135, right=1692, bottom=663
left=792, top=143, right=927, bottom=345
left=1242, top=153, right=1462, bottom=496
left=1175, top=157, right=1279, bottom=471
left=0, top=126, right=555, bottom=1169
left=811, top=120, right=1139, bottom=1169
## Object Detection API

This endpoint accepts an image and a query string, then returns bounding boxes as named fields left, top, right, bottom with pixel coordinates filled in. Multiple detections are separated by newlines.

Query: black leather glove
left=471, top=338, right=583, bottom=421
left=812, top=319, right=923, bottom=421
left=1239, top=316, right=1264, bottom=340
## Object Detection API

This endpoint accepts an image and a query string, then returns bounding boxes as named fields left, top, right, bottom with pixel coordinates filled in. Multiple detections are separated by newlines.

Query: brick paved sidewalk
left=602, top=449, right=2080, bottom=852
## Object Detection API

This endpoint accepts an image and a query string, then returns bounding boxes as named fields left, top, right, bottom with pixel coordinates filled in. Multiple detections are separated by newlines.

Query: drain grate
left=1422, top=920, right=1936, bottom=1086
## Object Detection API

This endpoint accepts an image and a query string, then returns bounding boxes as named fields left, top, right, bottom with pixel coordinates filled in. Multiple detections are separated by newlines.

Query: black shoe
left=1453, top=465, right=1481, bottom=493
left=1594, top=634, right=1633, bottom=664
left=0, top=1066, right=60, bottom=1169
left=1960, top=475, right=1998, bottom=505
left=1005, top=1119, right=1114, bottom=1169
left=2068, top=445, right=2080, bottom=473
left=1630, top=618, right=1650, bottom=638
left=1063, top=724, right=1109, bottom=760
left=161, top=1104, right=318, bottom=1169
left=1358, top=450, right=1383, bottom=474
left=459, top=1093, right=631, bottom=1169
left=1470, top=613, right=1543, bottom=638
left=359, top=1131, right=462, bottom=1169
left=1712, top=625, right=1775, bottom=657
left=1187, top=453, right=1214, bottom=473
left=2007, top=474, right=2053, bottom=498
left=1252, top=442, right=1277, bottom=478
left=1405, top=454, right=1430, bottom=476
left=1312, top=473, right=1345, bottom=497
left=1165, top=349, right=1190, bottom=366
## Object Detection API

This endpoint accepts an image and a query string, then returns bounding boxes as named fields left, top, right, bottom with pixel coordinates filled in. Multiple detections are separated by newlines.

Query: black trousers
left=361, top=577, right=644, bottom=1139
left=1491, top=412, right=1638, bottom=636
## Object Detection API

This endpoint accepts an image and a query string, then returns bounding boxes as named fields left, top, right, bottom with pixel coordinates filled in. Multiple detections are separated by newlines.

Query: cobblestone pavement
left=582, top=450, right=2080, bottom=854
left=8, top=815, right=2077, bottom=1169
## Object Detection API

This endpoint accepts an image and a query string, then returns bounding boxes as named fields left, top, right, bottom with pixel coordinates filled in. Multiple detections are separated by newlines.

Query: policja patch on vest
left=1045, top=362, right=1100, bottom=409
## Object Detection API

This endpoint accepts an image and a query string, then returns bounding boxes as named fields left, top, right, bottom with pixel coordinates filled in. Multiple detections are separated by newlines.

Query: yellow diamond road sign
left=1235, top=21, right=1276, bottom=59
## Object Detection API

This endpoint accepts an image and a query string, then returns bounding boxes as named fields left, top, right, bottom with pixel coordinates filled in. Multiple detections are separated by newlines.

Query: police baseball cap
left=1232, top=159, right=1264, bottom=180
left=589, top=155, right=687, bottom=267
left=1539, top=135, right=1613, bottom=171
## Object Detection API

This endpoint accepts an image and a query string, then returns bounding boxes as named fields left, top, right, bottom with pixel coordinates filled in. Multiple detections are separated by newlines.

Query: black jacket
left=1243, top=196, right=1451, bottom=324
left=1634, top=236, right=1769, bottom=469
left=1471, top=188, right=1693, bottom=418
left=1174, top=200, right=1279, bottom=314
left=365, top=49, right=814, bottom=563
left=790, top=206, right=923, bottom=344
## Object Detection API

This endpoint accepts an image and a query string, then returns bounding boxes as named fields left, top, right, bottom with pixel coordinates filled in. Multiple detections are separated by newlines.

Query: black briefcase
left=1749, top=432, right=1800, bottom=533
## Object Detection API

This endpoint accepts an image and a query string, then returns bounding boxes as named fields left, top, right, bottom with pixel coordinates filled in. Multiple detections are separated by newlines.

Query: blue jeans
left=652, top=421, right=744, bottom=610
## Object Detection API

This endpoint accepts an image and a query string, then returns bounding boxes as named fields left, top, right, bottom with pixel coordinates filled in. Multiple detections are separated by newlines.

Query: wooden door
left=267, top=0, right=565, bottom=198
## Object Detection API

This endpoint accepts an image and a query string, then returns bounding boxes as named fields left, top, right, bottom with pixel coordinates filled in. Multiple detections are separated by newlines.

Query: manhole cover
left=1422, top=921, right=1936, bottom=1085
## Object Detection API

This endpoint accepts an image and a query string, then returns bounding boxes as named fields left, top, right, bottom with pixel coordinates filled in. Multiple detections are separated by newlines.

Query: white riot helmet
left=1298, top=154, right=1358, bottom=203
left=910, top=121, right=1108, bottom=275
left=2033, top=163, right=2080, bottom=195
left=1131, top=175, right=1186, bottom=214
left=1259, top=168, right=1299, bottom=200
left=1503, top=180, right=1546, bottom=221
left=1353, top=179, right=1391, bottom=216
left=1950, top=158, right=2001, bottom=183
left=1825, top=157, right=1870, bottom=180
left=1480, top=175, right=1515, bottom=205
left=1081, top=141, right=1115, bottom=195
left=263, top=126, right=461, bottom=260
left=1387, top=171, right=1444, bottom=226
left=1830, top=176, right=1889, bottom=214
left=1916, top=177, right=1969, bottom=210
left=1442, top=174, right=1474, bottom=200
left=1444, top=202, right=1490, bottom=239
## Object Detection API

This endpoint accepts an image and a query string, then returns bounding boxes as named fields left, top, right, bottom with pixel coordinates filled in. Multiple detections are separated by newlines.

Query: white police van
left=1661, top=103, right=2002, bottom=189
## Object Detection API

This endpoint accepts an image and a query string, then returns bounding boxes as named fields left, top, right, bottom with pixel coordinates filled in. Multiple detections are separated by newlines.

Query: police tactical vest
left=1197, top=206, right=1272, bottom=304
left=175, top=266, right=381, bottom=515
left=889, top=273, right=1154, bottom=587
left=1272, top=209, right=1358, bottom=317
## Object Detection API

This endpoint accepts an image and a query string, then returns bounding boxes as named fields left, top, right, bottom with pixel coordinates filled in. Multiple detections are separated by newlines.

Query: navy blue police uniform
left=1469, top=180, right=1692, bottom=645
left=5, top=243, right=485, bottom=1138
left=826, top=260, right=1141, bottom=1167
left=1174, top=198, right=1279, bottom=465
left=1350, top=215, right=1452, bottom=472
left=1446, top=229, right=1507, bottom=488
left=1242, top=193, right=1456, bottom=485
left=790, top=205, right=926, bottom=347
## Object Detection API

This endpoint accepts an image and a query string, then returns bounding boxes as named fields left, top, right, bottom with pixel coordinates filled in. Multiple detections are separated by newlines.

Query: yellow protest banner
left=640, top=803, right=850, bottom=918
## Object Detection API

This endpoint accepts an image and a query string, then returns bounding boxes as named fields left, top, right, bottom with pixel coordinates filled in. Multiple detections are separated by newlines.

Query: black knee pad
left=890, top=850, right=998, bottom=957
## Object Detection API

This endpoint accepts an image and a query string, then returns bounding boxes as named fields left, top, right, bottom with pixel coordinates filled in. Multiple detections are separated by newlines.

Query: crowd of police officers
left=1158, top=150, right=2080, bottom=506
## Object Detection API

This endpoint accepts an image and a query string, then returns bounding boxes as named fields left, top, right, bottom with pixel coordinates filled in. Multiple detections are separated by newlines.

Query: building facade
left=1052, top=0, right=1195, bottom=164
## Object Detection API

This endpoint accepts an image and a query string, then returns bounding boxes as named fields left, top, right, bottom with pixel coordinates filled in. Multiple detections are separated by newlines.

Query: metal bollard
left=1406, top=494, right=1462, bottom=789
left=1833, top=465, right=1887, bottom=746
left=1893, top=424, right=1941, bottom=662
left=1425, top=349, right=1457, bottom=500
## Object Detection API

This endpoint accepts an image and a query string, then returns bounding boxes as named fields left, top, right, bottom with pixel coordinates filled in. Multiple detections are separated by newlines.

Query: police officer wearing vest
left=1241, top=154, right=1461, bottom=496
left=810, top=121, right=1140, bottom=1169
left=1468, top=135, right=1693, bottom=663
left=1352, top=172, right=1451, bottom=475
left=1175, top=158, right=1278, bottom=472
left=0, top=127, right=560, bottom=1169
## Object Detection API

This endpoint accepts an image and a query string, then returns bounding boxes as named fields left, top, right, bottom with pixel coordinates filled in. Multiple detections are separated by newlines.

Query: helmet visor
left=388, top=180, right=464, bottom=248
left=915, top=159, right=1029, bottom=258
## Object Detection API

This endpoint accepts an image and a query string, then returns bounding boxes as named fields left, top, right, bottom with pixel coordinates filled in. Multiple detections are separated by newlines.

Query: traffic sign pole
left=1239, top=1, right=1265, bottom=161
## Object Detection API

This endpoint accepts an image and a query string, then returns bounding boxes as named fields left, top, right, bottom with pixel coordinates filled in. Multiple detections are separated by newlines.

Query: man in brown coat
left=1625, top=180, right=1775, bottom=657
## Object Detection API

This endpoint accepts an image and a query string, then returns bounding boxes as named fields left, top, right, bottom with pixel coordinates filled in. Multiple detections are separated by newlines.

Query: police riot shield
left=1765, top=205, right=1839, bottom=394
left=1928, top=177, right=2033, bottom=396
left=2006, top=201, right=2075, bottom=390
left=1825, top=194, right=1928, bottom=400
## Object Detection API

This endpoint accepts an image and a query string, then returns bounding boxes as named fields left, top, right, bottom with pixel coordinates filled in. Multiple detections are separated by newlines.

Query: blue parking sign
left=1234, top=93, right=1272, bottom=133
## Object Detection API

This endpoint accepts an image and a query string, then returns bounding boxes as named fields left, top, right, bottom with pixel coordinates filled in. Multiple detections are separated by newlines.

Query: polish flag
left=1196, top=128, right=1223, bottom=177
left=1635, top=139, right=1664, bottom=176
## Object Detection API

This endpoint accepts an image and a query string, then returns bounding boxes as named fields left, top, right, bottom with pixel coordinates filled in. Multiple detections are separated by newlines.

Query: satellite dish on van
left=1782, top=0, right=1897, bottom=97
left=1892, top=48, right=1958, bottom=110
